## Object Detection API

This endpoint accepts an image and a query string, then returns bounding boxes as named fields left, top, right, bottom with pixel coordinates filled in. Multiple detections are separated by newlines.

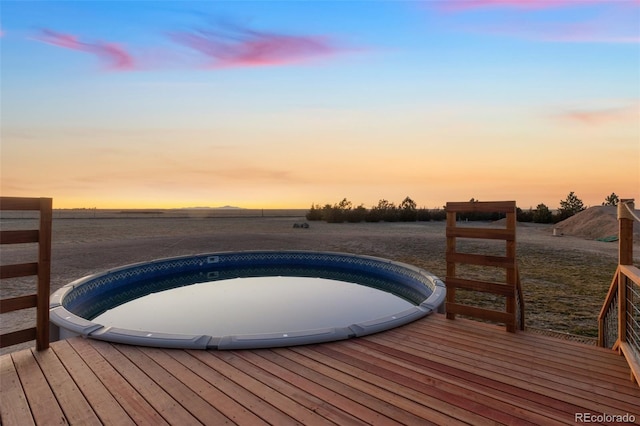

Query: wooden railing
left=598, top=199, right=639, bottom=384
left=445, top=201, right=524, bottom=332
left=0, top=197, right=52, bottom=351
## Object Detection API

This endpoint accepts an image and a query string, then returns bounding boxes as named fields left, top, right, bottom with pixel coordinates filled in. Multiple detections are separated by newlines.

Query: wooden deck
left=2, top=314, right=639, bottom=425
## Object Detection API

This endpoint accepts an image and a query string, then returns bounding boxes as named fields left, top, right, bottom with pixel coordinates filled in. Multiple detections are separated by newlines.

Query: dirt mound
left=554, top=205, right=640, bottom=240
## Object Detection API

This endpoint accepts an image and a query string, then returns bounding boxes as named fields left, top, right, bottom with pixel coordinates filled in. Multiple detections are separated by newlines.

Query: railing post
left=619, top=199, right=634, bottom=266
left=617, top=199, right=634, bottom=347
left=445, top=209, right=457, bottom=321
left=505, top=208, right=517, bottom=333
left=598, top=197, right=639, bottom=384
left=37, top=198, right=52, bottom=350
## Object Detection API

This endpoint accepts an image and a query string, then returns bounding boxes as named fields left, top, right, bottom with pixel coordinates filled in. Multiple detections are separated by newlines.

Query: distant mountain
left=180, top=205, right=245, bottom=210
left=215, top=205, right=244, bottom=210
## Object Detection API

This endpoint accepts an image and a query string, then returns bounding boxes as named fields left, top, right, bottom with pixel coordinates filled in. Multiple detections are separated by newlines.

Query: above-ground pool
left=50, top=251, right=445, bottom=349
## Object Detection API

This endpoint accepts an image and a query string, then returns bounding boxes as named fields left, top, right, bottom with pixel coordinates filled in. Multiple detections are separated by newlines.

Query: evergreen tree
left=602, top=193, right=619, bottom=206
left=533, top=203, right=553, bottom=223
left=557, top=191, right=585, bottom=220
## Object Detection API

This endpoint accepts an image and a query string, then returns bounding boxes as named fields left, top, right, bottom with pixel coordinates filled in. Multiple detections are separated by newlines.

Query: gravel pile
left=554, top=205, right=640, bottom=240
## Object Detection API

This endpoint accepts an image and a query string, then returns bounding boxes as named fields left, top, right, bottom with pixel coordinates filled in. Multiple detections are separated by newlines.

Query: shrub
left=417, top=208, right=431, bottom=221
left=322, top=204, right=342, bottom=223
left=399, top=196, right=418, bottom=222
left=516, top=207, right=533, bottom=222
left=365, top=208, right=383, bottom=222
left=374, top=199, right=399, bottom=222
left=430, top=208, right=447, bottom=221
left=532, top=203, right=553, bottom=223
left=306, top=204, right=323, bottom=221
left=346, top=205, right=368, bottom=223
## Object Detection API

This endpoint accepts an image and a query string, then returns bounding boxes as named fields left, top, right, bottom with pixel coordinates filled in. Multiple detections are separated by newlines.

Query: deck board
left=2, top=314, right=640, bottom=425
left=66, top=337, right=167, bottom=425
left=142, top=346, right=256, bottom=424
left=151, top=348, right=270, bottom=425
left=318, top=340, right=558, bottom=425
left=355, top=334, right=586, bottom=420
left=243, top=349, right=404, bottom=425
left=370, top=330, right=636, bottom=415
left=0, top=354, right=34, bottom=426
left=11, top=349, right=66, bottom=425
left=344, top=339, right=575, bottom=425
left=115, top=343, right=233, bottom=425
left=223, top=350, right=372, bottom=425
left=31, top=346, right=101, bottom=425
left=49, top=339, right=134, bottom=425
left=86, top=339, right=200, bottom=425
left=278, top=345, right=453, bottom=425
left=307, top=343, right=529, bottom=425
left=191, top=350, right=322, bottom=425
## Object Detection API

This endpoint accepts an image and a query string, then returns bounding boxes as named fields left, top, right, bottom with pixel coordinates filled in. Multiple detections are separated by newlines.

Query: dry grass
left=303, top=221, right=624, bottom=338
left=1, top=211, right=636, bottom=351
left=448, top=248, right=617, bottom=337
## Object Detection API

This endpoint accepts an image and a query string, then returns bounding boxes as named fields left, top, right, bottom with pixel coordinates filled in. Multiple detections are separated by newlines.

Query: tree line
left=306, top=192, right=621, bottom=224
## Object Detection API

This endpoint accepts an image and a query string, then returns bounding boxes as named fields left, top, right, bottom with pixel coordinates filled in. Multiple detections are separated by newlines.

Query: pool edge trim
left=50, top=250, right=446, bottom=349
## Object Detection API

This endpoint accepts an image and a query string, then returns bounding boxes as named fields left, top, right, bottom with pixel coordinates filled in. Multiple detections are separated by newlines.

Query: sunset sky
left=1, top=1, right=638, bottom=210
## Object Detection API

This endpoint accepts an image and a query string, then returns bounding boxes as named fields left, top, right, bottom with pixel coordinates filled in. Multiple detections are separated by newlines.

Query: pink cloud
left=441, top=0, right=638, bottom=10
left=471, top=19, right=640, bottom=44
left=558, top=103, right=640, bottom=125
left=169, top=24, right=341, bottom=68
left=37, top=29, right=135, bottom=71
left=432, top=0, right=640, bottom=44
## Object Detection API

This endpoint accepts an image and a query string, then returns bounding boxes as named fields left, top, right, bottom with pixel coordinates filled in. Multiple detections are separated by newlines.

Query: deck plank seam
left=362, top=333, right=640, bottom=414
left=86, top=339, right=202, bottom=425
left=114, top=343, right=232, bottom=425
left=10, top=349, right=66, bottom=424
left=0, top=351, right=35, bottom=425
left=339, top=338, right=578, bottom=425
left=66, top=338, right=169, bottom=425
left=410, top=317, right=626, bottom=362
left=312, top=342, right=540, bottom=426
left=156, top=347, right=269, bottom=425
left=208, top=349, right=339, bottom=426
left=228, top=349, right=384, bottom=426
left=280, top=347, right=465, bottom=425
left=379, top=323, right=633, bottom=383
left=290, top=345, right=498, bottom=425
left=419, top=322, right=627, bottom=364
left=174, top=349, right=282, bottom=425
left=260, top=348, right=417, bottom=425
left=187, top=349, right=305, bottom=425
left=358, top=335, right=600, bottom=414
left=394, top=327, right=637, bottom=387
left=32, top=344, right=101, bottom=425
left=50, top=340, right=136, bottom=426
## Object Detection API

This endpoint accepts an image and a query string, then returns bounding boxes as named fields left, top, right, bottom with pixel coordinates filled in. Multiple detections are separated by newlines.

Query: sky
left=1, top=0, right=639, bottom=210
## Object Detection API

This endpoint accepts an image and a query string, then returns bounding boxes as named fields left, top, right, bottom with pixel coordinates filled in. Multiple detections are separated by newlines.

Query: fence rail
left=0, top=196, right=52, bottom=351
left=597, top=199, right=639, bottom=384
left=445, top=200, right=524, bottom=332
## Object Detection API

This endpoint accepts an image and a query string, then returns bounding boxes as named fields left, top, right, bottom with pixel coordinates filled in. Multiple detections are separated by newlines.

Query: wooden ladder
left=445, top=200, right=524, bottom=332
left=0, top=197, right=52, bottom=350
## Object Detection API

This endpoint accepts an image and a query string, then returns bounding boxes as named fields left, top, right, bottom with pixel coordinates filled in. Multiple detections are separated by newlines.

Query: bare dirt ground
left=2, top=212, right=638, bottom=353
